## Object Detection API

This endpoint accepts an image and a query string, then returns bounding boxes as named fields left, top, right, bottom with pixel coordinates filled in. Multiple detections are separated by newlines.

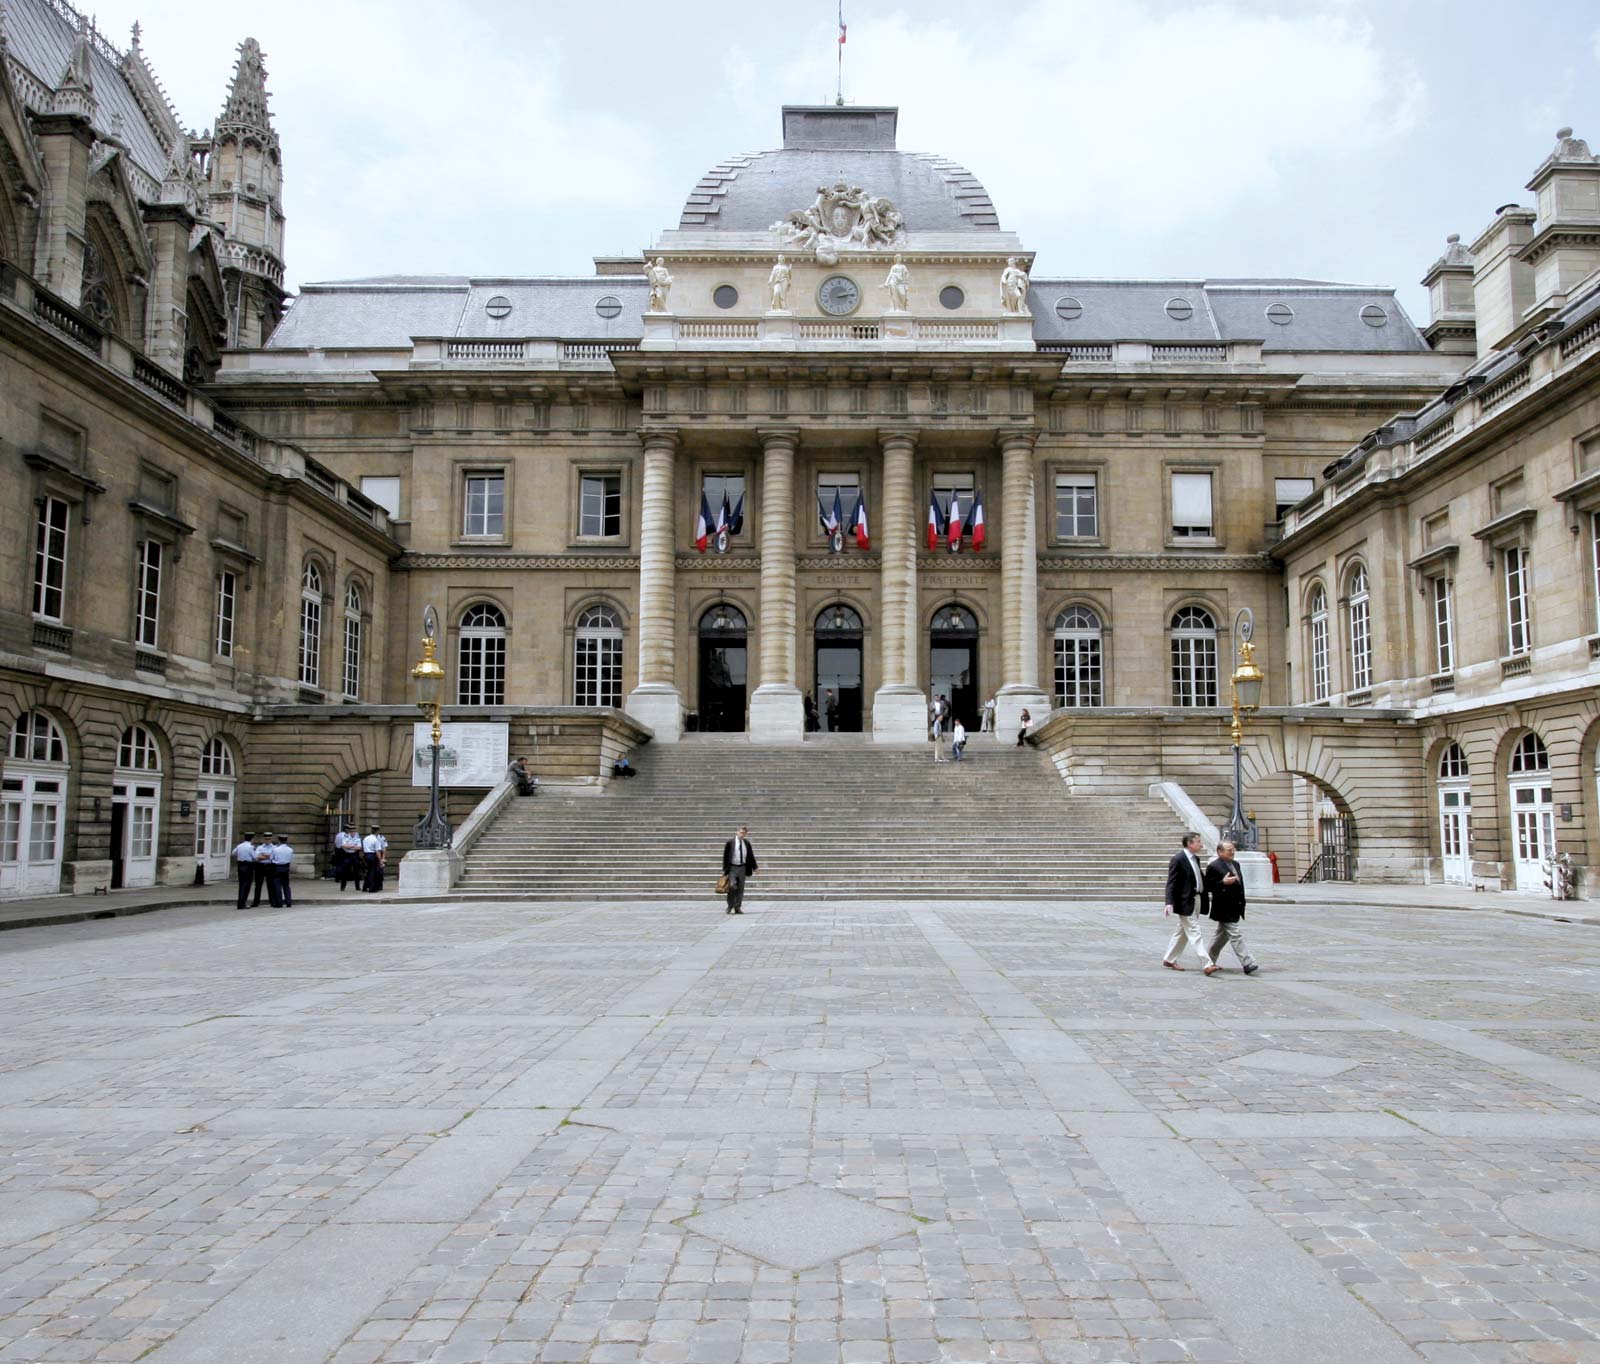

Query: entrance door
left=1510, top=781, right=1554, bottom=891
left=112, top=781, right=160, bottom=888
left=0, top=773, right=65, bottom=896
left=698, top=604, right=748, bottom=733
left=1439, top=786, right=1471, bottom=884
left=814, top=604, right=864, bottom=732
left=195, top=783, right=234, bottom=883
left=930, top=604, right=979, bottom=729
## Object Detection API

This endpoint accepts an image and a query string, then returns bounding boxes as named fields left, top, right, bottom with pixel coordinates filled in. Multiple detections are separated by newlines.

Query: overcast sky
left=70, top=0, right=1600, bottom=320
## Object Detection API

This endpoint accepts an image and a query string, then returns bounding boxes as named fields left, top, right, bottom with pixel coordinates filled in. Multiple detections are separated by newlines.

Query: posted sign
left=411, top=722, right=509, bottom=788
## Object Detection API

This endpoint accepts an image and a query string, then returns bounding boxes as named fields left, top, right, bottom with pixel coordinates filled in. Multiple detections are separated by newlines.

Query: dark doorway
left=930, top=604, right=980, bottom=729
left=698, top=604, right=748, bottom=732
left=814, top=604, right=864, bottom=732
left=109, top=799, right=126, bottom=890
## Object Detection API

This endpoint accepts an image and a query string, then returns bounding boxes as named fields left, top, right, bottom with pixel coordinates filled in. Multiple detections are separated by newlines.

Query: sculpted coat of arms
left=771, top=180, right=905, bottom=264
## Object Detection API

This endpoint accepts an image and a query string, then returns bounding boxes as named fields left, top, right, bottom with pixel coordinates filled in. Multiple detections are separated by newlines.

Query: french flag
left=694, top=492, right=714, bottom=553
left=852, top=491, right=869, bottom=550
left=819, top=490, right=842, bottom=537
left=969, top=489, right=985, bottom=550
left=926, top=489, right=944, bottom=550
left=714, top=494, right=730, bottom=538
left=947, top=490, right=964, bottom=549
left=728, top=492, right=745, bottom=535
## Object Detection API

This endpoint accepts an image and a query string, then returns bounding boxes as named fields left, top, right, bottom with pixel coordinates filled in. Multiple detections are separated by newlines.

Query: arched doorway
left=814, top=604, right=864, bottom=732
left=1437, top=742, right=1471, bottom=885
left=930, top=605, right=979, bottom=729
left=195, top=737, right=237, bottom=884
left=1508, top=732, right=1553, bottom=892
left=1, top=713, right=69, bottom=897
left=698, top=604, right=748, bottom=733
left=113, top=725, right=163, bottom=889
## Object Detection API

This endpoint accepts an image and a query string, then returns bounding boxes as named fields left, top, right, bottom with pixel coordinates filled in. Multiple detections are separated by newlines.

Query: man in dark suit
left=1162, top=831, right=1214, bottom=972
left=1204, top=839, right=1259, bottom=975
left=722, top=825, right=757, bottom=915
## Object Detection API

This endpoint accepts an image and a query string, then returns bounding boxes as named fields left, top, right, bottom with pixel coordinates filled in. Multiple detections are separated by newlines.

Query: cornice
left=1039, top=553, right=1276, bottom=572
left=400, top=554, right=642, bottom=571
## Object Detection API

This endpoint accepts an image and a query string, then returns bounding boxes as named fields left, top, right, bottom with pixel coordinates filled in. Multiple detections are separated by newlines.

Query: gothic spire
left=216, top=38, right=276, bottom=149
left=51, top=16, right=97, bottom=122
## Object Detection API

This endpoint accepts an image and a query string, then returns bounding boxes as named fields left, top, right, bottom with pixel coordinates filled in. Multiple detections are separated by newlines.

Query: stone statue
left=768, top=255, right=792, bottom=311
left=644, top=257, right=673, bottom=313
left=882, top=254, right=910, bottom=312
left=771, top=181, right=905, bottom=262
left=1000, top=256, right=1031, bottom=315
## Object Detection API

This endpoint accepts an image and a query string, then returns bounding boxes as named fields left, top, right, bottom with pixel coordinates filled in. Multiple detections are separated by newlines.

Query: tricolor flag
left=947, top=490, right=965, bottom=550
left=714, top=494, right=730, bottom=538
left=819, top=490, right=842, bottom=537
left=838, top=1, right=846, bottom=45
left=926, top=489, right=944, bottom=550
left=728, top=492, right=745, bottom=535
left=851, top=491, right=869, bottom=550
left=694, top=492, right=714, bottom=553
left=968, top=488, right=986, bottom=550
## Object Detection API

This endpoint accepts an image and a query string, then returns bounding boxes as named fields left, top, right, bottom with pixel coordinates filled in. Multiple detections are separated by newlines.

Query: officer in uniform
left=269, top=834, right=295, bottom=907
left=252, top=832, right=275, bottom=906
left=233, top=832, right=259, bottom=909
left=361, top=823, right=388, bottom=892
left=334, top=824, right=362, bottom=890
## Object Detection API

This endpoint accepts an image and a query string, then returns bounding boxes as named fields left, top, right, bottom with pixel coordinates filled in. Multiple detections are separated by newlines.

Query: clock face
left=817, top=275, right=861, bottom=316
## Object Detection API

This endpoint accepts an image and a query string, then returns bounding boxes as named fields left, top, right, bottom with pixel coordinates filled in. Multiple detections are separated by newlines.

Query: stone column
left=873, top=428, right=927, bottom=742
left=748, top=428, right=804, bottom=742
left=995, top=428, right=1050, bottom=740
left=625, top=427, right=683, bottom=741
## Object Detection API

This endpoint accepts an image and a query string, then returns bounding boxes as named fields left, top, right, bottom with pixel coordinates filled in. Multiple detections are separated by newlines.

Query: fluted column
left=995, top=428, right=1049, bottom=740
left=625, top=427, right=683, bottom=741
left=873, top=428, right=927, bottom=741
left=748, top=428, right=804, bottom=742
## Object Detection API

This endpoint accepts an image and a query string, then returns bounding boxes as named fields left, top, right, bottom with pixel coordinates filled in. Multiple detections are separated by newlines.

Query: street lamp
left=411, top=604, right=452, bottom=850
left=1224, top=607, right=1264, bottom=851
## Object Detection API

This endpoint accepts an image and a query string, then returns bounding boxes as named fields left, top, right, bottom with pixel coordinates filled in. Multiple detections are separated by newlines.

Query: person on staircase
left=981, top=695, right=996, bottom=733
left=722, top=825, right=757, bottom=914
left=931, top=694, right=949, bottom=763
left=508, top=756, right=539, bottom=796
left=824, top=689, right=839, bottom=734
left=804, top=693, right=819, bottom=733
left=951, top=718, right=967, bottom=761
left=1016, top=708, right=1032, bottom=747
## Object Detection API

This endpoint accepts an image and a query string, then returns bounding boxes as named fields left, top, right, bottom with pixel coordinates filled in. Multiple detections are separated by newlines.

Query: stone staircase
left=456, top=735, right=1186, bottom=900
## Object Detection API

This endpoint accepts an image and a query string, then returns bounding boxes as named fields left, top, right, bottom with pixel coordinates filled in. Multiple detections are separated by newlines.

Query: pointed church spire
left=51, top=17, right=98, bottom=123
left=216, top=38, right=276, bottom=150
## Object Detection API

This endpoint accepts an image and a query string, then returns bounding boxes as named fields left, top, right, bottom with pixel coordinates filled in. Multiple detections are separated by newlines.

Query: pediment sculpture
left=771, top=180, right=905, bottom=264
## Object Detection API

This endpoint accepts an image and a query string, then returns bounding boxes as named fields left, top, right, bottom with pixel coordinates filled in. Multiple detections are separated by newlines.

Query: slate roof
left=267, top=277, right=650, bottom=350
left=1029, top=279, right=1431, bottom=353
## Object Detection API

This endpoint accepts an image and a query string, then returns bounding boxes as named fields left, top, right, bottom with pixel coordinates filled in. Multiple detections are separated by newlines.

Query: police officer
left=334, top=824, right=362, bottom=890
left=233, top=832, right=259, bottom=910
left=361, top=823, right=388, bottom=892
left=269, top=834, right=294, bottom=907
left=252, top=832, right=275, bottom=906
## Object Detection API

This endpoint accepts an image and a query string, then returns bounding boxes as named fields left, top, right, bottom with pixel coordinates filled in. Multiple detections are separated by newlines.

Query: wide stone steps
left=456, top=739, right=1185, bottom=901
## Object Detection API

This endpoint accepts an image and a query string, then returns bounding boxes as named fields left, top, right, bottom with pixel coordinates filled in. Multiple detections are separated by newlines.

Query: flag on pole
left=947, top=489, right=965, bottom=550
left=819, top=491, right=841, bottom=537
left=728, top=491, right=745, bottom=535
left=926, top=489, right=944, bottom=550
left=694, top=492, right=713, bottom=553
left=851, top=490, right=869, bottom=550
left=969, top=488, right=986, bottom=550
left=715, top=493, right=730, bottom=537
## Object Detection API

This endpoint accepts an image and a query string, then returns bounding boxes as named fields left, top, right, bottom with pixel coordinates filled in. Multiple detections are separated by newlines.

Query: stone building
left=1, top=0, right=1596, bottom=898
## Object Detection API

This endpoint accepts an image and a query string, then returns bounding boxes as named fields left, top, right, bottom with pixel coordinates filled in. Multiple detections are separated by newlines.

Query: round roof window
left=484, top=295, right=512, bottom=319
left=594, top=295, right=623, bottom=319
left=712, top=284, right=739, bottom=310
left=1266, top=303, right=1295, bottom=325
left=939, top=285, right=965, bottom=310
left=1055, top=296, right=1083, bottom=321
left=1165, top=297, right=1194, bottom=322
left=1360, top=303, right=1389, bottom=328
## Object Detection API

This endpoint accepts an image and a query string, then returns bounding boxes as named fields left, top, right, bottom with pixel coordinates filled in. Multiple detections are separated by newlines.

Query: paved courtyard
left=2, top=897, right=1599, bottom=1364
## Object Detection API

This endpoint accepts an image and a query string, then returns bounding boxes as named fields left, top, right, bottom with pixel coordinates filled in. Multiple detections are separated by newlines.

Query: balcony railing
left=133, top=354, right=188, bottom=407
left=32, top=289, right=103, bottom=351
left=134, top=649, right=166, bottom=674
left=798, top=321, right=879, bottom=341
left=1480, top=364, right=1531, bottom=413
left=679, top=320, right=761, bottom=340
left=446, top=340, right=525, bottom=360
left=32, top=621, right=71, bottom=652
left=1414, top=413, right=1455, bottom=453
left=1560, top=313, right=1600, bottom=361
left=1039, top=343, right=1114, bottom=361
left=1151, top=343, right=1227, bottom=362
left=562, top=340, right=639, bottom=361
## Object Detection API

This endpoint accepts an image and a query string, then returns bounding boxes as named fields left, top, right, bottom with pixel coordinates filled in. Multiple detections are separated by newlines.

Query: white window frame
left=215, top=570, right=236, bottom=660
left=1054, top=474, right=1099, bottom=539
left=1273, top=477, right=1315, bottom=522
left=32, top=495, right=69, bottom=622
left=298, top=562, right=324, bottom=688
left=1170, top=472, right=1214, bottom=539
left=574, top=605, right=623, bottom=707
left=342, top=581, right=363, bottom=700
left=134, top=540, right=162, bottom=648
left=1309, top=585, right=1329, bottom=702
left=1504, top=545, right=1531, bottom=657
left=1432, top=576, right=1454, bottom=674
left=1170, top=608, right=1218, bottom=707
left=359, top=476, right=401, bottom=519
left=1348, top=566, right=1372, bottom=692
left=463, top=473, right=505, bottom=538
left=578, top=473, right=623, bottom=539
left=457, top=604, right=507, bottom=706
left=1052, top=607, right=1104, bottom=707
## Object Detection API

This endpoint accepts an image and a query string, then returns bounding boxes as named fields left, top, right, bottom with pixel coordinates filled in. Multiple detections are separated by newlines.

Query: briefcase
left=715, top=874, right=730, bottom=895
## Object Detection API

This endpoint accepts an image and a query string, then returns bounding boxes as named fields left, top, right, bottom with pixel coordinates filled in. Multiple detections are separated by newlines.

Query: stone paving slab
left=3, top=896, right=1600, bottom=1364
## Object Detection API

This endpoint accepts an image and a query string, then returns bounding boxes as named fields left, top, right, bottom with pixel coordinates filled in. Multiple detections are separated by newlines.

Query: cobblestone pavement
left=2, top=898, right=1600, bottom=1364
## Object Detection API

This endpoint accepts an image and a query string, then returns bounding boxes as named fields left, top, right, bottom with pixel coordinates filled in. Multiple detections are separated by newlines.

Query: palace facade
left=1, top=0, right=1596, bottom=897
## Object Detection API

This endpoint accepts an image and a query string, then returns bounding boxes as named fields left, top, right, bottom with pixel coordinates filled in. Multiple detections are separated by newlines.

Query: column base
left=994, top=687, right=1050, bottom=744
left=748, top=684, right=805, bottom=744
left=398, top=847, right=462, bottom=897
left=625, top=685, right=682, bottom=742
left=872, top=685, right=928, bottom=744
left=1237, top=850, right=1275, bottom=899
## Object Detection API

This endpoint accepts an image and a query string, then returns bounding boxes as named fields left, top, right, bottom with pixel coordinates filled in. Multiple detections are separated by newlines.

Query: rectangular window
left=1349, top=596, right=1371, bottom=692
left=32, top=496, right=69, bottom=621
left=1504, top=546, right=1531, bottom=656
left=1310, top=613, right=1329, bottom=701
left=215, top=571, right=236, bottom=659
left=1170, top=472, right=1214, bottom=538
left=135, top=540, right=162, bottom=648
left=1592, top=513, right=1600, bottom=633
left=1432, top=576, right=1454, bottom=674
left=343, top=611, right=362, bottom=700
left=1273, top=477, right=1315, bottom=521
left=579, top=473, right=622, bottom=537
left=0, top=790, right=19, bottom=862
left=360, top=476, right=401, bottom=519
left=932, top=473, right=975, bottom=529
left=1054, top=474, right=1098, bottom=538
left=463, top=473, right=505, bottom=538
left=704, top=474, right=747, bottom=527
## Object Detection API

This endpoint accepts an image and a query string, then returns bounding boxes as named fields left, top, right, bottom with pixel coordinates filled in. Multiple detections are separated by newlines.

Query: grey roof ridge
left=1031, top=277, right=1396, bottom=292
left=299, top=275, right=644, bottom=290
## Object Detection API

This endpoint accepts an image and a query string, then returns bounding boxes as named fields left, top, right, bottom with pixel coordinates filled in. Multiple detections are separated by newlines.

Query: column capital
left=756, top=426, right=801, bottom=451
left=877, top=427, right=919, bottom=452
left=638, top=426, right=680, bottom=453
left=995, top=427, right=1038, bottom=454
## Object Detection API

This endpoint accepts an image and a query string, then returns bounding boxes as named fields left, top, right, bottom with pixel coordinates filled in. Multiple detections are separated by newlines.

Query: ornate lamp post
left=1224, top=607, right=1264, bottom=851
left=410, top=605, right=452, bottom=850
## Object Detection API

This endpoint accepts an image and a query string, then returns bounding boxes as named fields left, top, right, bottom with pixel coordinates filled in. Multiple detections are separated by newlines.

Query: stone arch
left=923, top=594, right=989, bottom=635
left=566, top=594, right=631, bottom=631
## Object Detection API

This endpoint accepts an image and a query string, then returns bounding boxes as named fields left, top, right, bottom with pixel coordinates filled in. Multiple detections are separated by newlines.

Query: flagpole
left=836, top=0, right=844, bottom=105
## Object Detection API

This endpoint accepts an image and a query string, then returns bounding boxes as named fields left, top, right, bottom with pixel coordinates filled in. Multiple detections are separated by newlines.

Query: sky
left=56, top=0, right=1600, bottom=320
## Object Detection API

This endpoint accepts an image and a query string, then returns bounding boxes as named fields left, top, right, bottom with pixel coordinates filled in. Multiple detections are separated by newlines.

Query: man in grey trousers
left=722, top=825, right=757, bottom=915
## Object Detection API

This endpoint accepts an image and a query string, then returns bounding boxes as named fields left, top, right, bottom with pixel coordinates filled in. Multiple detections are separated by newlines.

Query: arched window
left=342, top=581, right=363, bottom=700
left=1508, top=732, right=1554, bottom=891
left=80, top=234, right=122, bottom=336
left=574, top=604, right=622, bottom=708
left=458, top=604, right=507, bottom=705
left=1348, top=565, right=1372, bottom=692
left=1170, top=607, right=1218, bottom=707
left=200, top=737, right=235, bottom=778
left=1510, top=732, right=1550, bottom=774
left=1308, top=584, right=1330, bottom=702
left=1439, top=742, right=1469, bottom=780
left=1437, top=740, right=1472, bottom=884
left=931, top=605, right=975, bottom=635
left=116, top=725, right=161, bottom=771
left=8, top=712, right=66, bottom=765
left=1053, top=606, right=1103, bottom=707
left=298, top=562, right=323, bottom=689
